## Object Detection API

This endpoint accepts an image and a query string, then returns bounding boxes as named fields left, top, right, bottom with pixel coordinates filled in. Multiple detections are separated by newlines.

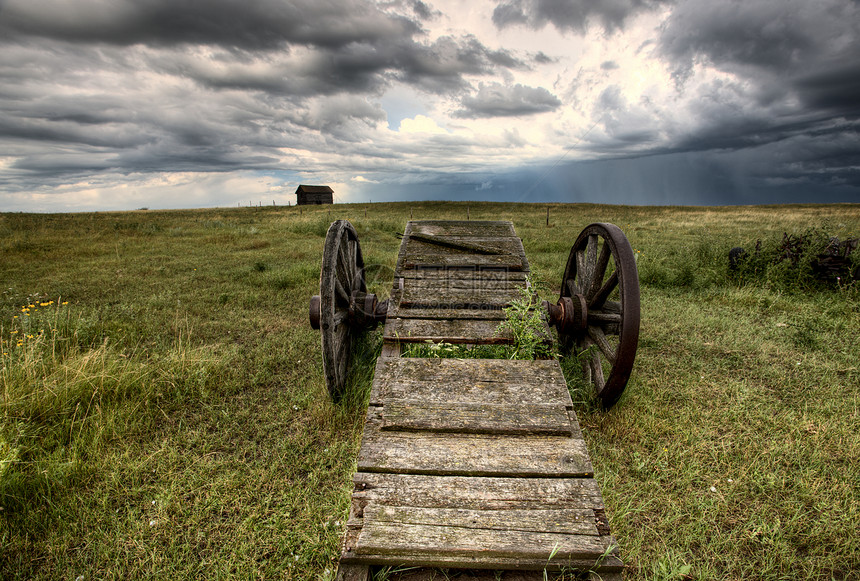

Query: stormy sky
left=1, top=0, right=859, bottom=211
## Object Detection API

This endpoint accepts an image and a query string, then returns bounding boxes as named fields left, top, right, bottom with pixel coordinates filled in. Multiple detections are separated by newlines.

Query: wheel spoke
left=336, top=339, right=349, bottom=386
left=587, top=312, right=622, bottom=324
left=590, top=351, right=605, bottom=393
left=332, top=309, right=349, bottom=328
left=349, top=238, right=361, bottom=291
left=577, top=339, right=592, bottom=384
left=575, top=249, right=588, bottom=290
left=566, top=278, right=581, bottom=296
left=587, top=241, right=612, bottom=300
left=335, top=233, right=351, bottom=294
left=334, top=277, right=350, bottom=304
left=340, top=231, right=354, bottom=291
left=336, top=326, right=350, bottom=362
left=589, top=270, right=618, bottom=309
left=335, top=264, right=351, bottom=303
left=587, top=326, right=617, bottom=365
left=585, top=234, right=598, bottom=287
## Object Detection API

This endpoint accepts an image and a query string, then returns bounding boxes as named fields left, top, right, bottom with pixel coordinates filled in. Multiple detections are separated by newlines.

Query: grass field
left=1, top=202, right=859, bottom=580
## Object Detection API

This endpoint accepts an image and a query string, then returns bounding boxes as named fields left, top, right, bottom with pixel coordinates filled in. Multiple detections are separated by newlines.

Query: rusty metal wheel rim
left=559, top=222, right=640, bottom=409
left=319, top=220, right=366, bottom=402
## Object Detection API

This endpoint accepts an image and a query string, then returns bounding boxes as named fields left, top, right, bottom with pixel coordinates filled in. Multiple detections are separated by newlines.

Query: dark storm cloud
left=0, top=0, right=517, bottom=97
left=659, top=0, right=860, bottom=117
left=792, top=60, right=860, bottom=116
left=165, top=33, right=522, bottom=97
left=455, top=83, right=561, bottom=118
left=0, top=0, right=421, bottom=50
left=492, top=0, right=670, bottom=33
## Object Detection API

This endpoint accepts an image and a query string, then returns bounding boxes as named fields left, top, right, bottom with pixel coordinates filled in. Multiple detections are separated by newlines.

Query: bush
left=730, top=226, right=859, bottom=292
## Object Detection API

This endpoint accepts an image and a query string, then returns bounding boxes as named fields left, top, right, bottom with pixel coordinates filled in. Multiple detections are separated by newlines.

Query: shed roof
left=295, top=185, right=333, bottom=194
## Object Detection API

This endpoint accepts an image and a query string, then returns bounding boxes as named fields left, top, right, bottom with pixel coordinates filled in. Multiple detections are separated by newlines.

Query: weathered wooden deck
left=337, top=221, right=622, bottom=580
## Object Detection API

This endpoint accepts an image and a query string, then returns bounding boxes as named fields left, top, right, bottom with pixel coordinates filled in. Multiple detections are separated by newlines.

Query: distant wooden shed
left=295, top=185, right=334, bottom=205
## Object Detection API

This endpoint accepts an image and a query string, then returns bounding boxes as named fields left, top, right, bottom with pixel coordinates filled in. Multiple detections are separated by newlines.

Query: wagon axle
left=543, top=295, right=588, bottom=334
left=309, top=291, right=388, bottom=331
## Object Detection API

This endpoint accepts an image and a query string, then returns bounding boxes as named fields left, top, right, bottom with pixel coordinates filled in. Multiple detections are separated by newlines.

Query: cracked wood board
left=382, top=318, right=514, bottom=344
left=381, top=400, right=573, bottom=436
left=356, top=408, right=592, bottom=478
left=351, top=473, right=606, bottom=511
left=369, top=358, right=573, bottom=408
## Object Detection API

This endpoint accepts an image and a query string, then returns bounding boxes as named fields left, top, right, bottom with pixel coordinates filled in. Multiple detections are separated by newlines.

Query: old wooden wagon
left=309, top=219, right=640, bottom=580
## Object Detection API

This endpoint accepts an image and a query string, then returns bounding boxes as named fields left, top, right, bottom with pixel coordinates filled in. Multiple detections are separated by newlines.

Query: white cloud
left=397, top=114, right=449, bottom=134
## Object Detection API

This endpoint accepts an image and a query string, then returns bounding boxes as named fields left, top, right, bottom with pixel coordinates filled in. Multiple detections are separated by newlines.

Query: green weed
left=496, top=280, right=554, bottom=360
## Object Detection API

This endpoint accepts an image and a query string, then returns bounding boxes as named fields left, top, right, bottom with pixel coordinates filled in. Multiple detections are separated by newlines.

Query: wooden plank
left=401, top=252, right=525, bottom=271
left=406, top=220, right=517, bottom=238
left=403, top=235, right=524, bottom=255
left=377, top=568, right=559, bottom=580
left=341, top=550, right=623, bottom=574
left=399, top=286, right=523, bottom=307
left=400, top=277, right=526, bottom=291
left=351, top=473, right=606, bottom=511
left=381, top=400, right=573, bottom=436
left=590, top=573, right=623, bottom=581
left=383, top=318, right=514, bottom=344
left=335, top=564, right=370, bottom=581
left=394, top=221, right=530, bottom=274
left=396, top=233, right=528, bottom=271
left=352, top=522, right=619, bottom=569
left=386, top=305, right=508, bottom=320
left=398, top=269, right=529, bottom=282
left=407, top=234, right=511, bottom=255
left=369, top=358, right=573, bottom=408
left=356, top=408, right=593, bottom=477
left=380, top=344, right=401, bottom=358
left=361, top=505, right=599, bottom=536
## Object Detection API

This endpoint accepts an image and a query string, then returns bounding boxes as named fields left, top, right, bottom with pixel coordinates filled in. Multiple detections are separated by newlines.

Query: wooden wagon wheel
left=311, top=220, right=367, bottom=402
left=546, top=223, right=640, bottom=409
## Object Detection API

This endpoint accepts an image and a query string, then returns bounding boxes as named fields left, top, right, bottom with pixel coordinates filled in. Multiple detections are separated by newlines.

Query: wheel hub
left=309, top=291, right=388, bottom=331
left=544, top=294, right=588, bottom=335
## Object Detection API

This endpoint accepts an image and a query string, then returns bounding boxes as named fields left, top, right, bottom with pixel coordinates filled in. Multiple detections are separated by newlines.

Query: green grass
left=1, top=202, right=859, bottom=580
